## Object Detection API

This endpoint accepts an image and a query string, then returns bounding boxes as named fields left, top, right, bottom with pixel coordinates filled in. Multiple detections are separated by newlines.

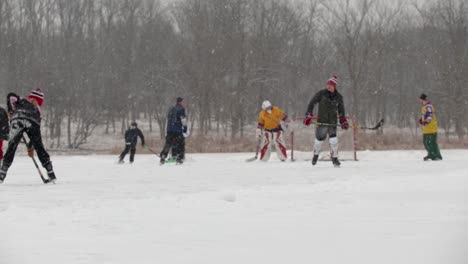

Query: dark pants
left=315, top=125, right=337, bottom=140
left=423, top=133, right=442, bottom=160
left=0, top=140, right=3, bottom=160
left=2, top=119, right=52, bottom=172
left=119, top=144, right=136, bottom=162
left=160, top=132, right=185, bottom=161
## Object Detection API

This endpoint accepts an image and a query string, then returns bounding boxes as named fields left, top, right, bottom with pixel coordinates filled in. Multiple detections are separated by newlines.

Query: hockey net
left=288, top=117, right=357, bottom=161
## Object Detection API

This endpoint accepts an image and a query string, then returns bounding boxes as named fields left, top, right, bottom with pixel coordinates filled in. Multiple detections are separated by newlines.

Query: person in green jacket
left=419, top=93, right=442, bottom=161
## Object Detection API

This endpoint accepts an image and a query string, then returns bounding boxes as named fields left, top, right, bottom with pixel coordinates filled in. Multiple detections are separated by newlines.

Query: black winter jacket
left=125, top=127, right=145, bottom=147
left=0, top=107, right=9, bottom=140
left=306, top=89, right=346, bottom=124
left=7, top=93, right=42, bottom=126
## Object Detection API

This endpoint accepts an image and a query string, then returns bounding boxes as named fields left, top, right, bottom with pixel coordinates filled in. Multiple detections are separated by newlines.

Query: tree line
left=0, top=0, right=466, bottom=149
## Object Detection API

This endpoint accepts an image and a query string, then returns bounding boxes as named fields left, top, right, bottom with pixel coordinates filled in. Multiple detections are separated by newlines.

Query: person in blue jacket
left=160, top=97, right=188, bottom=165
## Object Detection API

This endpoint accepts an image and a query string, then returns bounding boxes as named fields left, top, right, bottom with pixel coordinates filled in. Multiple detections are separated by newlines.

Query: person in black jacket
left=304, top=76, right=349, bottom=167
left=0, top=106, right=9, bottom=161
left=160, top=97, right=188, bottom=165
left=0, top=88, right=56, bottom=184
left=118, top=121, right=145, bottom=164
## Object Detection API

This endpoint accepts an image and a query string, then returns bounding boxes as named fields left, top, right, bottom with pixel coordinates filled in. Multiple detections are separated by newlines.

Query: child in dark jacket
left=118, top=121, right=145, bottom=164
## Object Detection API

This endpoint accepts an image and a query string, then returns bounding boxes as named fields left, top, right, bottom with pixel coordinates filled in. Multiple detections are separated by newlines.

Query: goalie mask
left=262, top=100, right=272, bottom=113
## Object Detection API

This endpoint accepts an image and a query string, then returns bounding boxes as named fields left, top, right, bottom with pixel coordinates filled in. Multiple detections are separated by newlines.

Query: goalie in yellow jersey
left=256, top=100, right=291, bottom=161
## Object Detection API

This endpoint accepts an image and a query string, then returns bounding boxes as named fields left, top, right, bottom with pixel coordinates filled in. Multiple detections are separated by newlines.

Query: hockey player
left=0, top=106, right=9, bottom=161
left=256, top=100, right=291, bottom=161
left=304, top=75, right=349, bottom=167
left=419, top=94, right=442, bottom=161
left=118, top=121, right=145, bottom=164
left=0, top=88, right=56, bottom=184
left=160, top=97, right=188, bottom=165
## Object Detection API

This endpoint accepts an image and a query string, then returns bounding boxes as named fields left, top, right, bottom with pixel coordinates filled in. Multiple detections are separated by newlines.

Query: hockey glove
left=418, top=118, right=429, bottom=126
left=340, top=117, right=349, bottom=130
left=183, top=126, right=190, bottom=138
left=303, top=112, right=315, bottom=127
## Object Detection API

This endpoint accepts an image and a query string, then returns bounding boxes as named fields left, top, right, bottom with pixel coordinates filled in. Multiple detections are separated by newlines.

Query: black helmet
left=131, top=121, right=137, bottom=127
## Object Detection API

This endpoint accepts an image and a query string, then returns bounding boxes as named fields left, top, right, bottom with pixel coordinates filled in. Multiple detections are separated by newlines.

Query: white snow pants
left=313, top=137, right=339, bottom=158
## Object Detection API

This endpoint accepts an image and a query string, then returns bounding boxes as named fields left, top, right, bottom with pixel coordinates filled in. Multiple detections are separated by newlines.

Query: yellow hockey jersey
left=258, top=107, right=287, bottom=131
left=421, top=103, right=438, bottom=134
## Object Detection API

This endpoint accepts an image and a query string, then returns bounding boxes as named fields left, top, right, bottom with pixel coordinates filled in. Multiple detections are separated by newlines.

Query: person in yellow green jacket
left=419, top=94, right=442, bottom=161
left=256, top=100, right=291, bottom=161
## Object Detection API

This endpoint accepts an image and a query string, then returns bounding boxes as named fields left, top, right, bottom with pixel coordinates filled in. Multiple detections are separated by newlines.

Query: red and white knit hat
left=327, top=75, right=338, bottom=88
left=28, top=88, right=44, bottom=106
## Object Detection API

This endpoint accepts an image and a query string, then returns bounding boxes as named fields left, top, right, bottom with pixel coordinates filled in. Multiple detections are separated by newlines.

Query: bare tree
left=0, top=0, right=466, bottom=151
left=416, top=0, right=468, bottom=141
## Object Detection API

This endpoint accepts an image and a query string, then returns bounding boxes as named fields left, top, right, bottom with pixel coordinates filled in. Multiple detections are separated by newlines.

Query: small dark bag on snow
left=0, top=107, right=9, bottom=140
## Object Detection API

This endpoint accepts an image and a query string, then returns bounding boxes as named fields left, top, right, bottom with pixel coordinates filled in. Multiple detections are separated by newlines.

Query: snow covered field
left=1, top=150, right=467, bottom=264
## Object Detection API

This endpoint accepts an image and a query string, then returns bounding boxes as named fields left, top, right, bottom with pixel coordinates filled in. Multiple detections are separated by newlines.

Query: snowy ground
left=1, top=150, right=467, bottom=264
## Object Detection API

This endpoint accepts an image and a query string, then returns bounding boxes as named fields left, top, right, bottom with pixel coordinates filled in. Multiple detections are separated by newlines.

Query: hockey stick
left=145, top=144, right=179, bottom=163
left=143, top=144, right=161, bottom=157
left=357, top=118, right=385, bottom=130
left=295, top=117, right=384, bottom=130
left=246, top=135, right=262, bottom=162
left=22, top=136, right=50, bottom=184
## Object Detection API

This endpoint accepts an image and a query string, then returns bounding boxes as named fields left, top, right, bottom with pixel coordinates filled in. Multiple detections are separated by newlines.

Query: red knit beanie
left=327, top=75, right=338, bottom=88
left=28, top=88, right=44, bottom=106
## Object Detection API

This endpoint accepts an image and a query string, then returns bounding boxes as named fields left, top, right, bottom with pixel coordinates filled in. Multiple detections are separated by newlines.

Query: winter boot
left=0, top=168, right=6, bottom=184
left=118, top=159, right=124, bottom=164
left=175, top=154, right=184, bottom=165
left=46, top=171, right=57, bottom=184
left=332, top=157, right=341, bottom=167
left=423, top=156, right=430, bottom=161
left=312, top=155, right=319, bottom=166
left=160, top=154, right=166, bottom=165
left=45, top=163, right=57, bottom=184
